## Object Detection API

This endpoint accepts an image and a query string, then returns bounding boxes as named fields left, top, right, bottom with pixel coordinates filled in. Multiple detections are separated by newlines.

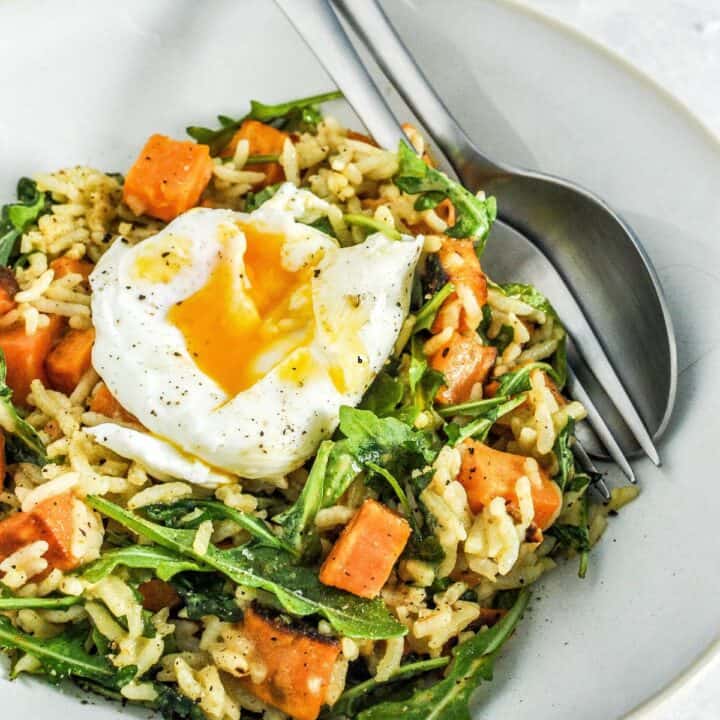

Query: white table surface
left=514, top=2, right=720, bottom=717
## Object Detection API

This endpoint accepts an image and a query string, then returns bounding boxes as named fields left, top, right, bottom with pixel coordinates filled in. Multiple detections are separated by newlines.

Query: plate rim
left=494, top=0, right=720, bottom=714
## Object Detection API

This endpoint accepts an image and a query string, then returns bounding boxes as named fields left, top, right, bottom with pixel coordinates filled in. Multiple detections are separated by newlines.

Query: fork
left=275, top=0, right=658, bottom=488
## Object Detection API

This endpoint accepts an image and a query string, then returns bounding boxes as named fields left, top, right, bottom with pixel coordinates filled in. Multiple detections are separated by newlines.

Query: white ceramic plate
left=1, top=1, right=719, bottom=718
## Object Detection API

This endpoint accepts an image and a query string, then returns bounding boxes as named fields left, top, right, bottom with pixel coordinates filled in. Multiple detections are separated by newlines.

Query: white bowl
left=1, top=1, right=719, bottom=718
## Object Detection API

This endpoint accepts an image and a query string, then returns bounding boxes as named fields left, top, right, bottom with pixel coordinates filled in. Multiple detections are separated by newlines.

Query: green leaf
left=0, top=594, right=82, bottom=611
left=244, top=153, right=280, bottom=164
left=413, top=282, right=455, bottom=333
left=88, top=496, right=405, bottom=640
left=552, top=418, right=576, bottom=492
left=306, top=215, right=336, bottom=238
left=275, top=440, right=333, bottom=556
left=437, top=396, right=508, bottom=418
left=490, top=324, right=514, bottom=354
left=326, top=656, right=449, bottom=718
left=343, top=214, right=402, bottom=241
left=142, top=498, right=291, bottom=553
left=172, top=573, right=242, bottom=622
left=499, top=282, right=567, bottom=387
left=187, top=90, right=343, bottom=155
left=337, top=406, right=436, bottom=476
left=0, top=615, right=126, bottom=686
left=355, top=590, right=529, bottom=719
left=153, top=683, right=208, bottom=720
left=366, top=462, right=410, bottom=516
left=244, top=183, right=281, bottom=212
left=494, top=361, right=559, bottom=397
left=445, top=394, right=527, bottom=446
left=360, top=371, right=404, bottom=417
left=394, top=141, right=496, bottom=250
left=81, top=544, right=209, bottom=583
left=0, top=179, right=50, bottom=266
left=0, top=348, right=47, bottom=465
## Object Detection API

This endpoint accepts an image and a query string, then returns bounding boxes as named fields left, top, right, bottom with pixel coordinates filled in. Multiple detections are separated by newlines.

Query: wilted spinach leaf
left=0, top=178, right=50, bottom=266
left=172, top=573, right=242, bottom=622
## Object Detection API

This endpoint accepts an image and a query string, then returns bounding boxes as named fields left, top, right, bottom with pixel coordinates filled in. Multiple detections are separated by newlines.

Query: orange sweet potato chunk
left=459, top=440, right=562, bottom=530
left=319, top=499, right=411, bottom=599
left=123, top=134, right=214, bottom=222
left=88, top=382, right=140, bottom=426
left=222, top=120, right=287, bottom=187
left=50, top=257, right=93, bottom=284
left=430, top=332, right=497, bottom=406
left=45, top=327, right=95, bottom=395
left=0, top=492, right=77, bottom=575
left=240, top=607, right=341, bottom=720
left=0, top=315, right=65, bottom=405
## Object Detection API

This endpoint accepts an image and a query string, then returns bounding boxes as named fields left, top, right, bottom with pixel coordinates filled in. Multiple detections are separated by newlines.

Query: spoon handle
left=332, top=0, right=500, bottom=175
left=275, top=0, right=406, bottom=152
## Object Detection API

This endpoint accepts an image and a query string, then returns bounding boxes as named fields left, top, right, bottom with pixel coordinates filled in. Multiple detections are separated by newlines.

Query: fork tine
left=332, top=0, right=660, bottom=467
left=565, top=329, right=660, bottom=466
left=565, top=366, right=636, bottom=484
left=572, top=439, right=611, bottom=501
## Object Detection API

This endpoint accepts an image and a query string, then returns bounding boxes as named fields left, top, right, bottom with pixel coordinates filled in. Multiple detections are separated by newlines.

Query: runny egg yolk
left=168, top=222, right=315, bottom=396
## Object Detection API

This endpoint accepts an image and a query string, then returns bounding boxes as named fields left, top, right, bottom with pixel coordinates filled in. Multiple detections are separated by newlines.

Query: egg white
left=90, top=184, right=422, bottom=480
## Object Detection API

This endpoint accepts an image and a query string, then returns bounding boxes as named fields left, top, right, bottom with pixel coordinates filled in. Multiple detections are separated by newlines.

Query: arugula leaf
left=88, top=496, right=405, bottom=640
left=142, top=498, right=291, bottom=553
left=437, top=395, right=508, bottom=419
left=494, top=361, right=560, bottom=397
left=490, top=324, right=514, bottom=354
left=394, top=141, right=497, bottom=249
left=0, top=615, right=133, bottom=687
left=243, top=153, right=280, bottom=164
left=444, top=394, right=527, bottom=446
left=0, top=349, right=47, bottom=465
left=81, top=544, right=208, bottom=583
left=360, top=371, right=404, bottom=417
left=355, top=590, right=529, bottom=719
left=325, top=657, right=449, bottom=718
left=552, top=418, right=576, bottom=492
left=187, top=90, right=343, bottom=155
left=0, top=178, right=50, bottom=266
left=244, top=183, right=281, bottom=211
left=366, top=462, right=411, bottom=516
left=413, top=282, right=455, bottom=333
left=337, top=406, right=436, bottom=477
left=499, top=283, right=568, bottom=387
left=307, top=215, right=336, bottom=238
left=172, top=573, right=242, bottom=622
left=343, top=214, right=402, bottom=241
left=321, top=441, right=363, bottom=508
left=274, top=441, right=332, bottom=556
left=548, top=513, right=591, bottom=579
left=0, top=594, right=82, bottom=610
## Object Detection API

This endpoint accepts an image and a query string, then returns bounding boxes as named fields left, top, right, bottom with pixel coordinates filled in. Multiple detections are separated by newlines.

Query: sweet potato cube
left=123, top=134, right=214, bottom=221
left=431, top=332, right=497, bottom=405
left=240, top=607, right=340, bottom=720
left=0, top=315, right=65, bottom=405
left=0, top=492, right=77, bottom=575
left=222, top=120, right=287, bottom=187
left=319, top=499, right=411, bottom=599
left=459, top=440, right=562, bottom=530
left=45, top=327, right=95, bottom=395
left=50, top=257, right=93, bottom=284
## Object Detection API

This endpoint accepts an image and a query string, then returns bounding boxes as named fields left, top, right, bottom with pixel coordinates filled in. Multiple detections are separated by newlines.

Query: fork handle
left=275, top=0, right=406, bottom=151
left=332, top=0, right=501, bottom=175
